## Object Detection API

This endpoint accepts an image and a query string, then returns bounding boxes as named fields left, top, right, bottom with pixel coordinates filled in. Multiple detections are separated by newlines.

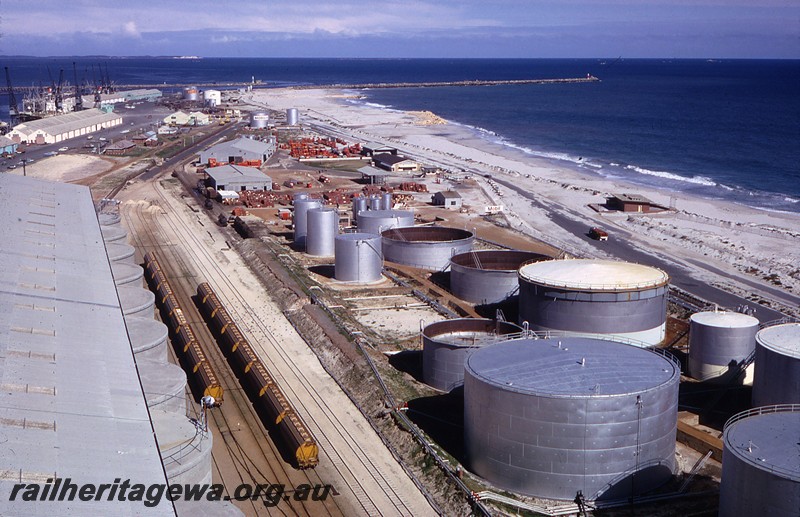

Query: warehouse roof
left=206, top=164, right=271, bottom=184
left=373, top=153, right=415, bottom=165
left=0, top=174, right=172, bottom=515
left=204, top=136, right=273, bottom=156
left=10, top=108, right=121, bottom=137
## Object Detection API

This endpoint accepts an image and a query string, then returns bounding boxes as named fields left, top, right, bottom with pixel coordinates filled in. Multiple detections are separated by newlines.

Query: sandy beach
left=246, top=87, right=800, bottom=316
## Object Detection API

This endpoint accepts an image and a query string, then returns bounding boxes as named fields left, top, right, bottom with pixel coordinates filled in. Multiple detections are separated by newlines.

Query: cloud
left=122, top=21, right=140, bottom=38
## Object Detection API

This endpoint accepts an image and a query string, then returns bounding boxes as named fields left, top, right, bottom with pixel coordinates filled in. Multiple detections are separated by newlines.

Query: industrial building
left=121, top=89, right=163, bottom=102
left=7, top=108, right=123, bottom=144
left=432, top=190, right=463, bottom=209
left=0, top=174, right=174, bottom=514
left=199, top=136, right=276, bottom=166
left=372, top=153, right=421, bottom=173
left=0, top=135, right=19, bottom=154
left=204, top=164, right=272, bottom=192
left=104, top=138, right=136, bottom=155
left=361, top=142, right=398, bottom=157
left=358, top=165, right=392, bottom=185
left=162, top=110, right=210, bottom=127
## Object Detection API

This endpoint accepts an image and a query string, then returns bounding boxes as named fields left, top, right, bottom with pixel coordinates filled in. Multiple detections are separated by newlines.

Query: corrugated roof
left=373, top=153, right=415, bottom=165
left=11, top=109, right=122, bottom=137
left=358, top=166, right=391, bottom=177
left=206, top=164, right=271, bottom=184
left=0, top=174, right=173, bottom=515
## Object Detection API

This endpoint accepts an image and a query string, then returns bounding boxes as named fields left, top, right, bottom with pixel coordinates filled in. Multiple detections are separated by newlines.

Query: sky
left=1, top=0, right=798, bottom=59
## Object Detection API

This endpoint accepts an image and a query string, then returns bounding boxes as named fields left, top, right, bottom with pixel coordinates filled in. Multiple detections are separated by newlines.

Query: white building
left=7, top=108, right=123, bottom=144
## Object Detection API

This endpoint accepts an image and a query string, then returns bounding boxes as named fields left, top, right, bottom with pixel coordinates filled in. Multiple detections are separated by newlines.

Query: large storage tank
left=422, top=318, right=522, bottom=391
left=381, top=192, right=393, bottom=210
left=450, top=250, right=551, bottom=305
left=292, top=198, right=322, bottom=248
left=719, top=407, right=800, bottom=517
left=138, top=360, right=187, bottom=414
left=306, top=207, right=339, bottom=257
left=382, top=226, right=474, bottom=271
left=249, top=111, right=269, bottom=129
left=203, top=89, right=221, bottom=107
left=183, top=86, right=199, bottom=101
left=518, top=259, right=669, bottom=346
left=105, top=242, right=136, bottom=264
left=125, top=315, right=168, bottom=361
left=111, top=261, right=144, bottom=287
left=286, top=108, right=298, bottom=126
left=118, top=286, right=155, bottom=319
left=752, top=323, right=800, bottom=407
left=464, top=336, right=680, bottom=501
left=369, top=194, right=382, bottom=211
left=352, top=196, right=368, bottom=222
left=334, top=233, right=382, bottom=283
left=688, top=311, right=759, bottom=384
left=357, top=209, right=414, bottom=235
left=151, top=410, right=213, bottom=485
left=101, top=225, right=127, bottom=243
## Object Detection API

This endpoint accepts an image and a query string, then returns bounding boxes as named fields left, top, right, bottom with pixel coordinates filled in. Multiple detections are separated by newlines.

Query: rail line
left=123, top=198, right=343, bottom=516
left=127, top=180, right=425, bottom=515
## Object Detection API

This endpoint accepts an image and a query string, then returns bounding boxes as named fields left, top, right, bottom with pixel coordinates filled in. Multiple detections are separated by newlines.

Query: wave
left=623, top=165, right=717, bottom=187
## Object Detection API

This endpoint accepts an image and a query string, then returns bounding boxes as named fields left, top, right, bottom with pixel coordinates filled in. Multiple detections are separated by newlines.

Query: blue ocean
left=2, top=57, right=798, bottom=212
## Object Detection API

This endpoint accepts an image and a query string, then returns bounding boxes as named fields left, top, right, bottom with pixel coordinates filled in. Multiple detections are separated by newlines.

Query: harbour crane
left=4, top=67, right=20, bottom=125
left=73, top=62, right=83, bottom=111
left=55, top=69, right=65, bottom=113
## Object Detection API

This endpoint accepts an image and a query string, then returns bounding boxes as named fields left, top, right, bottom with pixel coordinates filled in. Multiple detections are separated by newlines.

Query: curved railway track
left=123, top=199, right=345, bottom=517
left=122, top=179, right=428, bottom=515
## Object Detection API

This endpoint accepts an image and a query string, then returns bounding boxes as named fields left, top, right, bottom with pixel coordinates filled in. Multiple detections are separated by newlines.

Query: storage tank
left=183, top=86, right=199, bottom=101
left=752, top=323, right=800, bottom=407
left=382, top=226, right=475, bottom=271
left=98, top=212, right=121, bottom=227
left=688, top=311, right=759, bottom=384
left=105, top=242, right=136, bottom=264
left=518, top=259, right=669, bottom=346
left=203, top=89, right=221, bottom=107
left=334, top=233, right=383, bottom=283
left=719, top=406, right=800, bottom=517
left=125, top=315, right=168, bottom=361
left=286, top=108, right=298, bottom=126
left=306, top=207, right=338, bottom=257
left=352, top=196, right=368, bottom=222
left=357, top=209, right=414, bottom=235
left=118, top=285, right=155, bottom=319
left=151, top=410, right=213, bottom=485
left=422, top=318, right=522, bottom=391
left=464, top=336, right=680, bottom=501
left=111, top=261, right=144, bottom=287
left=368, top=194, right=382, bottom=211
left=250, top=111, right=269, bottom=129
left=138, top=360, right=187, bottom=414
left=292, top=198, right=322, bottom=248
left=450, top=250, right=551, bottom=305
left=381, top=192, right=393, bottom=210
left=101, top=225, right=127, bottom=243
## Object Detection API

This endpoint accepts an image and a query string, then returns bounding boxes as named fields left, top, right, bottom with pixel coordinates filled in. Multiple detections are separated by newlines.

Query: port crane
left=4, top=67, right=20, bottom=125
left=73, top=62, right=83, bottom=111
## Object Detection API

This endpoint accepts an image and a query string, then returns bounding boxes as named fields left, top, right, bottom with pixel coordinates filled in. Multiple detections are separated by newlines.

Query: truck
left=589, top=227, right=609, bottom=241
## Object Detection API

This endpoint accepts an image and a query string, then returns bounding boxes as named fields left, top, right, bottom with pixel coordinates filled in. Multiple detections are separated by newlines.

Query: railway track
left=121, top=179, right=430, bottom=515
left=123, top=198, right=344, bottom=516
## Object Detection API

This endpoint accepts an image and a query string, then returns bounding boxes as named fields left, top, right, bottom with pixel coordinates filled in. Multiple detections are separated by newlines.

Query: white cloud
left=122, top=21, right=140, bottom=38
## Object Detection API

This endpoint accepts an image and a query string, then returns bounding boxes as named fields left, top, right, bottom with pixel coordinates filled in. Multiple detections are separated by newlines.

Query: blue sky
left=1, top=1, right=797, bottom=58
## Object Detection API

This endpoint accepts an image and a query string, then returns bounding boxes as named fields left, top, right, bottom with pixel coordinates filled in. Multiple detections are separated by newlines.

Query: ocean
left=2, top=57, right=798, bottom=212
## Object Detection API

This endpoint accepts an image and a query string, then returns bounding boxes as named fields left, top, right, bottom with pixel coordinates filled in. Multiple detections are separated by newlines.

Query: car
left=99, top=137, right=107, bottom=141
left=589, top=227, right=609, bottom=241
left=86, top=135, right=94, bottom=140
left=120, top=129, right=130, bottom=134
left=7, top=164, right=16, bottom=169
left=43, top=151, right=58, bottom=157
left=58, top=147, right=69, bottom=152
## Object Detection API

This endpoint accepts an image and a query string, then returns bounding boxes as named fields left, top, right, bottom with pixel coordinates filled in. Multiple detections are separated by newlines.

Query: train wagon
left=197, top=282, right=319, bottom=468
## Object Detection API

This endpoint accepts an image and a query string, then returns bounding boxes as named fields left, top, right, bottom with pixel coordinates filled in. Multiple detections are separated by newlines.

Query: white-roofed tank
left=752, top=322, right=800, bottom=406
left=688, top=310, right=759, bottom=384
left=356, top=209, right=414, bottom=235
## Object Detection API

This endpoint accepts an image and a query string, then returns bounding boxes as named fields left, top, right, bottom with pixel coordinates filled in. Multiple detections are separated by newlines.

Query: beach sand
left=246, top=87, right=800, bottom=316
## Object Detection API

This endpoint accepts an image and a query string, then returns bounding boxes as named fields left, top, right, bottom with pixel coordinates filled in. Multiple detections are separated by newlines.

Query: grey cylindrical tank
left=352, top=196, right=368, bottom=222
left=688, top=311, right=759, bottom=384
left=369, top=194, right=382, bottom=211
left=183, top=86, right=199, bottom=101
left=334, top=233, right=383, bottom=283
left=382, top=226, right=474, bottom=271
left=450, top=250, right=551, bottom=305
left=125, top=315, right=168, bottom=361
left=381, top=192, right=393, bottom=210
left=752, top=323, right=800, bottom=407
left=518, top=259, right=670, bottom=346
left=357, top=209, right=414, bottom=235
left=464, top=337, right=680, bottom=501
left=138, top=360, right=187, bottom=414
left=719, top=407, right=800, bottom=517
left=422, top=319, right=522, bottom=391
left=306, top=207, right=338, bottom=257
left=111, top=261, right=144, bottom=287
left=151, top=410, right=213, bottom=485
left=286, top=108, right=298, bottom=126
left=250, top=111, right=269, bottom=129
left=105, top=242, right=136, bottom=264
left=98, top=212, right=121, bottom=226
left=101, top=225, right=127, bottom=243
left=118, top=286, right=155, bottom=319
left=293, top=199, right=322, bottom=248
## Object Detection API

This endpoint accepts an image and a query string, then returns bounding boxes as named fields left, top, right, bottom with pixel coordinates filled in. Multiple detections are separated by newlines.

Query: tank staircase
left=699, top=348, right=757, bottom=417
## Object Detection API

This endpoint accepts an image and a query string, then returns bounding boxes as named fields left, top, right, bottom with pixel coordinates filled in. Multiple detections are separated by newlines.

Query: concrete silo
left=464, top=336, right=679, bottom=501
left=688, top=310, right=759, bottom=383
left=518, top=259, right=669, bottom=346
left=719, top=406, right=800, bottom=517
left=118, top=285, right=155, bottom=319
left=356, top=209, right=414, bottom=235
left=382, top=226, right=475, bottom=271
left=334, top=233, right=383, bottom=283
left=306, top=207, right=339, bottom=257
left=110, top=261, right=144, bottom=287
left=422, top=318, right=522, bottom=391
left=138, top=360, right=188, bottom=414
left=151, top=410, right=213, bottom=485
left=105, top=242, right=136, bottom=264
left=125, top=315, right=168, bottom=361
left=449, top=250, right=551, bottom=305
left=752, top=323, right=800, bottom=407
left=101, top=225, right=127, bottom=244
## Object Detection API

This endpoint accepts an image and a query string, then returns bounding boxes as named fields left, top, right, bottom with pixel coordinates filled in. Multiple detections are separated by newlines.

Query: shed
left=7, top=108, right=122, bottom=144
left=373, top=153, right=420, bottom=172
left=104, top=139, right=136, bottom=156
left=0, top=135, right=19, bottom=155
left=200, top=136, right=276, bottom=166
left=358, top=165, right=391, bottom=185
left=432, top=190, right=462, bottom=209
left=608, top=193, right=665, bottom=213
left=361, top=142, right=398, bottom=157
left=205, top=164, right=272, bottom=192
